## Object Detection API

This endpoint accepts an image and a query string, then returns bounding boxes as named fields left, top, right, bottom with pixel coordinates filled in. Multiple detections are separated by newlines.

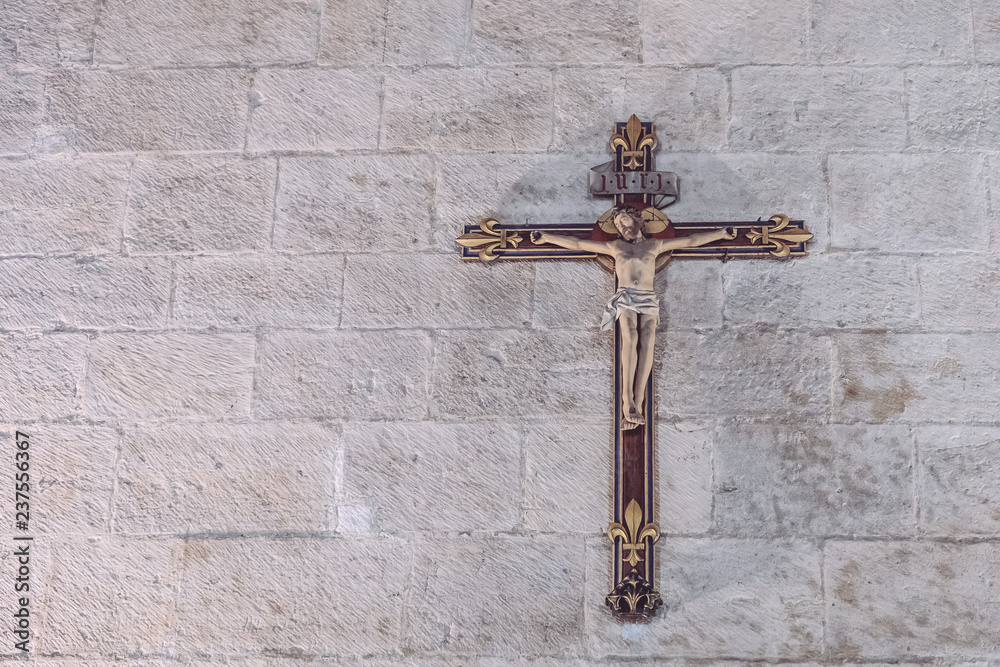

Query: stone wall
left=1, top=0, right=998, bottom=664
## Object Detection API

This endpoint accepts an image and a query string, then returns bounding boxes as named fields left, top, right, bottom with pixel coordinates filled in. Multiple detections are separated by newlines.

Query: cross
left=456, top=115, right=813, bottom=621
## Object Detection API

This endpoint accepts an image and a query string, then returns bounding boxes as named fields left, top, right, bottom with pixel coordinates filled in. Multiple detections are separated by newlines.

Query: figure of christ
left=531, top=206, right=735, bottom=429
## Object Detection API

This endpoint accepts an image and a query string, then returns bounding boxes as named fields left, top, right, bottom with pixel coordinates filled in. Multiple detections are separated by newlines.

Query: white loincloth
left=600, top=287, right=660, bottom=331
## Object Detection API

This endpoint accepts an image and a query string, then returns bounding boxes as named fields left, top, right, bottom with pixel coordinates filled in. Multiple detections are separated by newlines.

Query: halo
left=598, top=206, right=670, bottom=235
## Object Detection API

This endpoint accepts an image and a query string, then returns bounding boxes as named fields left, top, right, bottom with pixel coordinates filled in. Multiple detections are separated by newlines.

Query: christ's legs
left=618, top=311, right=644, bottom=428
left=633, top=315, right=656, bottom=414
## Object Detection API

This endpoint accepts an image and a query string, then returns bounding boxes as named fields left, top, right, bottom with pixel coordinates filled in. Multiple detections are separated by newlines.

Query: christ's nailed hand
left=722, top=227, right=737, bottom=240
left=530, top=231, right=544, bottom=243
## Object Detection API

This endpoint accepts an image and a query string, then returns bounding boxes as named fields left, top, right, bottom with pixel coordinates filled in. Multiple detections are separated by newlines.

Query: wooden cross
left=456, top=115, right=812, bottom=621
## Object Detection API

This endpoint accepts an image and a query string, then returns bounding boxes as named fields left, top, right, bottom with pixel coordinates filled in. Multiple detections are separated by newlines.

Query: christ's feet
left=621, top=408, right=645, bottom=430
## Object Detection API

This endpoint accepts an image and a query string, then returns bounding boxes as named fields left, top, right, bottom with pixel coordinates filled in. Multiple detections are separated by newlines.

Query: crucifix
left=456, top=115, right=813, bottom=621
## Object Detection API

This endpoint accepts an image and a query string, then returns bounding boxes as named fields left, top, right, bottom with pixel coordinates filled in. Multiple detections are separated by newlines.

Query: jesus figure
left=531, top=206, right=735, bottom=430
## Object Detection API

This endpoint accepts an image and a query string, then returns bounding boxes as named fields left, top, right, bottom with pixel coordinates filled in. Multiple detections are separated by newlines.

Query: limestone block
left=95, top=0, right=319, bottom=65
left=825, top=540, right=1000, bottom=657
left=84, top=333, right=255, bottom=420
left=974, top=0, right=1000, bottom=63
left=0, top=70, right=42, bottom=154
left=532, top=261, right=615, bottom=330
left=909, top=66, right=1000, bottom=149
left=585, top=538, right=823, bottom=658
left=247, top=69, right=380, bottom=152
left=554, top=68, right=727, bottom=152
left=523, top=420, right=609, bottom=532
left=173, top=538, right=411, bottom=656
left=44, top=69, right=250, bottom=152
left=468, top=0, right=639, bottom=64
left=0, top=334, right=85, bottom=421
left=811, top=0, right=970, bottom=64
left=0, top=0, right=95, bottom=64
left=381, top=68, right=552, bottom=151
left=0, top=156, right=128, bottom=254
left=435, top=153, right=607, bottom=252
left=0, top=424, right=115, bottom=534
left=405, top=535, right=585, bottom=655
left=342, top=254, right=533, bottom=328
left=714, top=424, right=914, bottom=537
left=126, top=156, right=274, bottom=253
left=40, top=537, right=179, bottom=655
left=431, top=329, right=610, bottom=419
left=0, top=257, right=170, bottom=329
left=320, top=0, right=468, bottom=65
left=657, top=421, right=713, bottom=534
left=723, top=255, right=920, bottom=329
left=256, top=330, right=430, bottom=420
left=641, top=0, right=808, bottom=64
left=916, top=425, right=1000, bottom=536
left=833, top=333, right=1000, bottom=423
left=830, top=153, right=986, bottom=251
left=659, top=261, right=724, bottom=330
left=116, top=423, right=339, bottom=534
left=921, top=256, right=1000, bottom=329
left=276, top=155, right=434, bottom=253
left=342, top=422, right=520, bottom=531
left=731, top=67, right=906, bottom=150
left=657, top=330, right=831, bottom=420
left=173, top=254, right=343, bottom=328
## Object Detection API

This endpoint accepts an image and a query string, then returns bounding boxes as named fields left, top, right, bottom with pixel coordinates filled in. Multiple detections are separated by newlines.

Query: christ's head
left=613, top=206, right=644, bottom=241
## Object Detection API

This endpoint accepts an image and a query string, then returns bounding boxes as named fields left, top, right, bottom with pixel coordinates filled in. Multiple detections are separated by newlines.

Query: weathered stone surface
left=974, top=0, right=1000, bottom=63
left=405, top=535, right=585, bottom=655
left=40, top=537, right=179, bottom=656
left=532, top=261, right=614, bottom=329
left=381, top=68, right=552, bottom=151
left=0, top=537, right=50, bottom=658
left=523, top=420, right=608, bottom=532
left=247, top=69, right=380, bottom=152
left=826, top=540, right=1000, bottom=657
left=657, top=330, right=831, bottom=420
left=909, top=67, right=1000, bottom=149
left=435, top=153, right=607, bottom=252
left=431, top=329, right=610, bottom=419
left=554, top=68, right=727, bottom=152
left=833, top=333, right=1000, bottom=423
left=830, top=153, right=986, bottom=251
left=276, top=155, right=434, bottom=252
left=659, top=260, right=724, bottom=330
left=84, top=333, right=255, bottom=420
left=641, top=0, right=808, bottom=64
left=343, top=254, right=532, bottom=328
left=585, top=538, right=823, bottom=658
left=916, top=425, right=1000, bottom=536
left=0, top=156, right=128, bottom=254
left=0, top=70, right=42, bottom=154
left=173, top=537, right=411, bottom=656
left=0, top=0, right=95, bottom=64
left=319, top=0, right=468, bottom=65
left=468, top=0, right=638, bottom=64
left=116, top=423, right=338, bottom=534
left=921, top=256, right=1000, bottom=329
left=95, top=0, right=319, bottom=65
left=0, top=424, right=115, bottom=534
left=657, top=421, right=713, bottom=534
left=714, top=424, right=914, bottom=537
left=731, top=67, right=906, bottom=150
left=256, top=330, right=430, bottom=420
left=0, top=334, right=84, bottom=420
left=723, top=255, right=920, bottom=329
left=126, top=155, right=274, bottom=253
left=44, top=69, right=250, bottom=152
left=342, top=422, right=520, bottom=532
left=173, top=254, right=343, bottom=328
left=0, top=257, right=170, bottom=329
left=812, top=0, right=970, bottom=64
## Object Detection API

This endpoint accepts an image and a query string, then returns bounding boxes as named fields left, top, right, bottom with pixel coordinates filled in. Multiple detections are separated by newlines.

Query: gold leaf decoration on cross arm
left=607, top=499, right=660, bottom=567
left=455, top=218, right=523, bottom=262
left=610, top=115, right=657, bottom=170
left=746, top=213, right=814, bottom=258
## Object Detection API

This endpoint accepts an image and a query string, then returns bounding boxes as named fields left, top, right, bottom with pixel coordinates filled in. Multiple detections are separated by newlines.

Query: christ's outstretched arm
left=531, top=231, right=616, bottom=255
left=655, top=227, right=735, bottom=253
